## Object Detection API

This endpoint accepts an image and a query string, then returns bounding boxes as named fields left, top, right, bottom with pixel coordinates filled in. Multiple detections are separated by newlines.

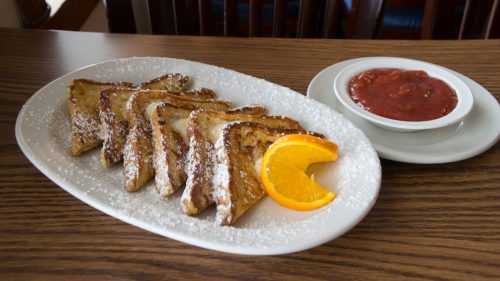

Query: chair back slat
left=459, top=0, right=495, bottom=39
left=422, top=0, right=500, bottom=39
left=149, top=0, right=165, bottom=34
left=421, top=0, right=463, bottom=39
left=272, top=0, right=287, bottom=37
left=199, top=0, right=213, bottom=35
left=110, top=0, right=384, bottom=39
left=172, top=0, right=200, bottom=35
left=171, top=0, right=182, bottom=35
left=105, top=0, right=137, bottom=33
left=486, top=0, right=500, bottom=38
left=297, top=1, right=316, bottom=38
left=224, top=0, right=237, bottom=36
left=347, top=0, right=385, bottom=39
left=250, top=0, right=263, bottom=36
left=322, top=0, right=340, bottom=38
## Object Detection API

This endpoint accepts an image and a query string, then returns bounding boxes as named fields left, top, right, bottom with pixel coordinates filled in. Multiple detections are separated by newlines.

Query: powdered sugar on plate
left=15, top=57, right=381, bottom=255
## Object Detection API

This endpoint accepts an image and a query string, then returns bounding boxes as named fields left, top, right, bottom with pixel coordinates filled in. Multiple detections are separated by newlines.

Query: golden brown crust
left=151, top=102, right=232, bottom=198
left=124, top=91, right=233, bottom=192
left=98, top=88, right=218, bottom=168
left=224, top=105, right=266, bottom=115
left=151, top=105, right=192, bottom=197
left=67, top=79, right=134, bottom=156
left=213, top=122, right=313, bottom=226
left=72, top=78, right=136, bottom=88
left=181, top=109, right=302, bottom=215
left=69, top=74, right=192, bottom=157
left=99, top=88, right=135, bottom=167
left=180, top=88, right=217, bottom=100
left=140, top=73, right=189, bottom=91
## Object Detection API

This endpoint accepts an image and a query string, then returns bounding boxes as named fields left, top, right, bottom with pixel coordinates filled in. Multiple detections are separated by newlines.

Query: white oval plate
left=15, top=57, right=381, bottom=255
left=307, top=57, right=500, bottom=164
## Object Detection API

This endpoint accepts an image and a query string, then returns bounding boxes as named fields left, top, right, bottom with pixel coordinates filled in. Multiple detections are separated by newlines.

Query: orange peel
left=260, top=134, right=338, bottom=211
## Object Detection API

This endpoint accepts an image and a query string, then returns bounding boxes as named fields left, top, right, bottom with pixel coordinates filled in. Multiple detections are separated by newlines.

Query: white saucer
left=307, top=58, right=500, bottom=164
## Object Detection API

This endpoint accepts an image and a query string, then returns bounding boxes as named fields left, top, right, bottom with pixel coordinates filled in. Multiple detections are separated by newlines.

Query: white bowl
left=333, top=57, right=474, bottom=132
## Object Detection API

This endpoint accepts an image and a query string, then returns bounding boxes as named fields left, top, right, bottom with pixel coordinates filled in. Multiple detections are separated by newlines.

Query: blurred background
left=1, top=0, right=498, bottom=39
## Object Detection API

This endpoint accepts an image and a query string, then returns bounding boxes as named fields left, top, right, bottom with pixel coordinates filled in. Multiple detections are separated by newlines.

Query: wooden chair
left=148, top=0, right=344, bottom=38
left=422, top=0, right=500, bottom=39
left=344, top=0, right=386, bottom=39
left=104, top=0, right=386, bottom=39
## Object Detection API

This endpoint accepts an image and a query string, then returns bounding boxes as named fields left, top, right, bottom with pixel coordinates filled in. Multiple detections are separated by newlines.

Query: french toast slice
left=68, top=74, right=190, bottom=156
left=151, top=105, right=266, bottom=198
left=67, top=79, right=135, bottom=156
left=212, top=122, right=317, bottom=225
left=181, top=110, right=303, bottom=215
left=99, top=88, right=134, bottom=167
left=99, top=88, right=216, bottom=167
left=140, top=73, right=189, bottom=91
left=124, top=91, right=233, bottom=192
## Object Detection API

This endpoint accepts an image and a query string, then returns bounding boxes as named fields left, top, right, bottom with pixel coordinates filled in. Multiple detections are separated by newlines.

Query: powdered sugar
left=72, top=111, right=100, bottom=139
left=182, top=135, right=199, bottom=204
left=15, top=57, right=381, bottom=255
left=123, top=128, right=140, bottom=186
left=152, top=123, right=176, bottom=198
left=99, top=94, right=131, bottom=166
left=212, top=132, right=233, bottom=224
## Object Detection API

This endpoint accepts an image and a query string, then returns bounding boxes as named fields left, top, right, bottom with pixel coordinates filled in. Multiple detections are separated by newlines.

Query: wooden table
left=1, top=27, right=499, bottom=280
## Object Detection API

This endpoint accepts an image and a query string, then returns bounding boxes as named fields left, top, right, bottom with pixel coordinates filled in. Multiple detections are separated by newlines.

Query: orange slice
left=260, top=134, right=338, bottom=211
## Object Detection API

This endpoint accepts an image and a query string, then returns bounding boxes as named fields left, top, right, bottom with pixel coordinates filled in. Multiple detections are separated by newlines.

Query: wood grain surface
left=0, top=27, right=499, bottom=280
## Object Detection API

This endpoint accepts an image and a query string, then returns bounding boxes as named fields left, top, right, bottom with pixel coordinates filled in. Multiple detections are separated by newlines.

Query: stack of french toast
left=67, top=73, right=314, bottom=225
